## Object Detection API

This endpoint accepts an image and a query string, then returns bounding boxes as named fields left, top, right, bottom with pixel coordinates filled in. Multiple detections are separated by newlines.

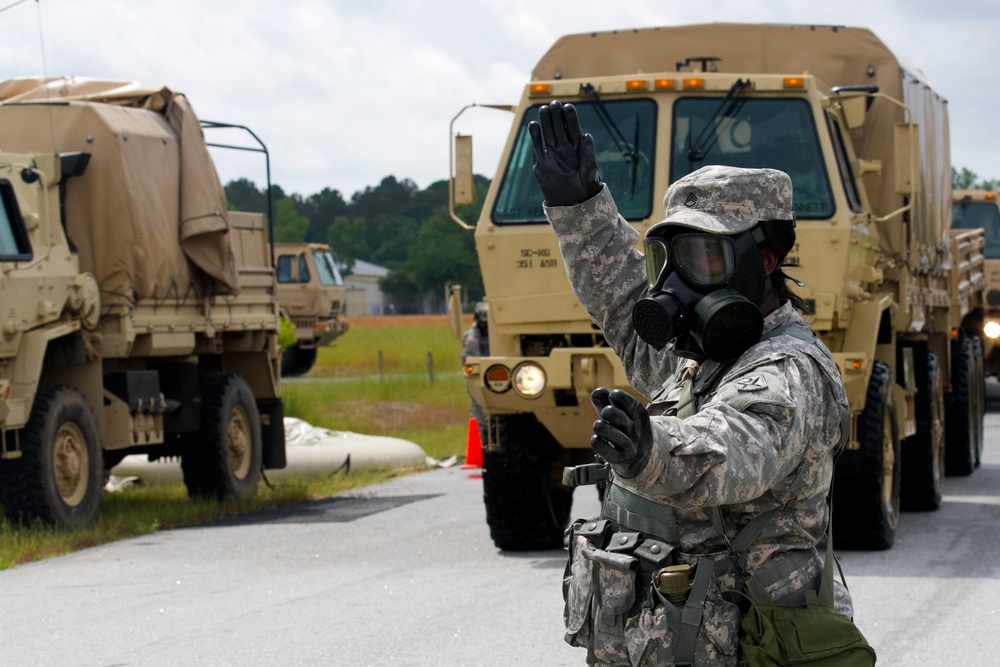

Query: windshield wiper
left=580, top=83, right=641, bottom=197
left=686, top=79, right=752, bottom=166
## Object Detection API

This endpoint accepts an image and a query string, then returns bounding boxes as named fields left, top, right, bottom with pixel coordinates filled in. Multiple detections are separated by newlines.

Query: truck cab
left=275, top=242, right=349, bottom=376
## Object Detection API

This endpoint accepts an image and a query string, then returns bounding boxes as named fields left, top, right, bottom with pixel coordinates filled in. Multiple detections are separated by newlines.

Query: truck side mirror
left=453, top=135, right=475, bottom=206
left=840, top=95, right=868, bottom=130
left=893, top=123, right=921, bottom=196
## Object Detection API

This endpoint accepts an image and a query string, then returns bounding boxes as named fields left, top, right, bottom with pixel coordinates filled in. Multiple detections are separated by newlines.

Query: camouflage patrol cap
left=648, top=165, right=794, bottom=236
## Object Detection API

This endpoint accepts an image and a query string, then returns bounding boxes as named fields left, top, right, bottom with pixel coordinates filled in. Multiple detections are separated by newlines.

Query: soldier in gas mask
left=461, top=301, right=490, bottom=365
left=530, top=101, right=854, bottom=665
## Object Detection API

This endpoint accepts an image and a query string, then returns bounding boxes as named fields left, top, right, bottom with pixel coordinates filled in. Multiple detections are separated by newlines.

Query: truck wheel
left=481, top=413, right=572, bottom=551
left=281, top=344, right=317, bottom=377
left=945, top=337, right=982, bottom=476
left=971, top=339, right=986, bottom=468
left=900, top=351, right=945, bottom=511
left=182, top=373, right=262, bottom=500
left=0, top=385, right=103, bottom=527
left=832, top=361, right=900, bottom=550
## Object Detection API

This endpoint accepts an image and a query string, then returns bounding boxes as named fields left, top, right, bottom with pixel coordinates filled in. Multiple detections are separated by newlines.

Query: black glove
left=528, top=100, right=603, bottom=207
left=590, top=388, right=653, bottom=479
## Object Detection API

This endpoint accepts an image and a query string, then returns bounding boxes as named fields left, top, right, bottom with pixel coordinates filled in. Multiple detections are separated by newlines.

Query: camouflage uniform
left=463, top=301, right=490, bottom=426
left=547, top=167, right=853, bottom=665
left=461, top=302, right=490, bottom=365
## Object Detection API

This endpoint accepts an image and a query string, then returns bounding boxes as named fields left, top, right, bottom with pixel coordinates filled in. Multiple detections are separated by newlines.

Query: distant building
left=343, top=259, right=439, bottom=315
left=343, top=259, right=388, bottom=316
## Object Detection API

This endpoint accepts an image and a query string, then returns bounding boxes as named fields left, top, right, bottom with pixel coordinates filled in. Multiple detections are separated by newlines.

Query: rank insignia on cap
left=735, top=374, right=767, bottom=392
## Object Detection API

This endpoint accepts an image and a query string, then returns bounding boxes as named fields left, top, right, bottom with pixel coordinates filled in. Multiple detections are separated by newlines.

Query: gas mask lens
left=674, top=234, right=734, bottom=286
left=644, top=238, right=669, bottom=290
left=643, top=233, right=735, bottom=290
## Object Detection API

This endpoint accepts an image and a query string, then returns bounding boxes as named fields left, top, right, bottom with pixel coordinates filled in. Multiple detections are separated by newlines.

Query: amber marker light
left=464, top=363, right=477, bottom=376
left=851, top=359, right=864, bottom=371
left=626, top=79, right=648, bottom=91
left=529, top=83, right=551, bottom=95
left=485, top=364, right=512, bottom=393
left=783, top=77, right=806, bottom=88
left=683, top=78, right=704, bottom=89
left=654, top=78, right=676, bottom=89
left=987, top=193, right=996, bottom=200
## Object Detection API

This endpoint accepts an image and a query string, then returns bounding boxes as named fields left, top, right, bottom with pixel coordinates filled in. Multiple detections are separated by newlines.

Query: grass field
left=286, top=314, right=473, bottom=462
left=0, top=315, right=474, bottom=568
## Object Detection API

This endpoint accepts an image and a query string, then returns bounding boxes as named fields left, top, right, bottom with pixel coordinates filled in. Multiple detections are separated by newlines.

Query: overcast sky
left=0, top=0, right=996, bottom=199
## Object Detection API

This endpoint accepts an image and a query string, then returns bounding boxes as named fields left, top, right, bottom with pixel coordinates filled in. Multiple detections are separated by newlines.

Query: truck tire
left=900, top=351, right=945, bottom=511
left=971, top=339, right=986, bottom=468
left=281, top=344, right=317, bottom=377
left=182, top=373, right=262, bottom=500
left=945, top=337, right=983, bottom=476
left=481, top=413, right=572, bottom=551
left=832, top=361, right=900, bottom=550
left=0, top=385, right=103, bottom=527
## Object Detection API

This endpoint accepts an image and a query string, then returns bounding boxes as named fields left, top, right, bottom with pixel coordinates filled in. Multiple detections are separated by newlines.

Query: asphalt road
left=2, top=388, right=1000, bottom=665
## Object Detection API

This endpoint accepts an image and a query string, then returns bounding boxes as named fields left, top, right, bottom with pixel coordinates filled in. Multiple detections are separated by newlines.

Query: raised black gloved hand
left=528, top=100, right=603, bottom=207
left=590, top=388, right=653, bottom=479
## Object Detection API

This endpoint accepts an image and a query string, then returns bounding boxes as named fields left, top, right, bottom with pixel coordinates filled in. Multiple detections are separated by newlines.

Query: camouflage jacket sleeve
left=625, top=330, right=845, bottom=512
left=545, top=186, right=680, bottom=397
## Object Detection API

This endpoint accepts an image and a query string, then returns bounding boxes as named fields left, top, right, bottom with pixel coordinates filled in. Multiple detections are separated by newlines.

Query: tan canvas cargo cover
left=533, top=24, right=952, bottom=258
left=0, top=76, right=238, bottom=304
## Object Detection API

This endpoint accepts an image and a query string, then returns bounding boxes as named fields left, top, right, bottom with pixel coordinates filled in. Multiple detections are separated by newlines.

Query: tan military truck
left=950, top=189, right=997, bottom=471
left=0, top=77, right=286, bottom=527
left=953, top=190, right=1000, bottom=372
left=449, top=24, right=986, bottom=551
left=274, top=242, right=349, bottom=376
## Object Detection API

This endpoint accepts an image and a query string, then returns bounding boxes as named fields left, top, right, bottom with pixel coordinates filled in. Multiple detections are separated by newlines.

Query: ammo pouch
left=563, top=513, right=741, bottom=666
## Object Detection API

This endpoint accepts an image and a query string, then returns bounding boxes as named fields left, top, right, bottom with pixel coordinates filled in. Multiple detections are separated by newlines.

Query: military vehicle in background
left=950, top=189, right=997, bottom=474
left=0, top=77, right=286, bottom=527
left=274, top=242, right=349, bottom=376
left=449, top=24, right=986, bottom=551
left=953, top=190, right=1000, bottom=376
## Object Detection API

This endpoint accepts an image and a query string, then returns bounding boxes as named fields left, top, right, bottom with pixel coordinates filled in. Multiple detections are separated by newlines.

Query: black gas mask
left=632, top=228, right=767, bottom=362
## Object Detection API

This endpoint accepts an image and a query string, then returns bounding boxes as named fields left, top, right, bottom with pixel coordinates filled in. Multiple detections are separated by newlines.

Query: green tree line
left=225, top=165, right=994, bottom=308
left=953, top=167, right=1000, bottom=192
left=224, top=175, right=490, bottom=303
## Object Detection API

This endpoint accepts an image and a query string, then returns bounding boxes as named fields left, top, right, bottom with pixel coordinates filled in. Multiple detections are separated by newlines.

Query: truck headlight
left=513, top=363, right=546, bottom=398
left=985, top=320, right=1000, bottom=339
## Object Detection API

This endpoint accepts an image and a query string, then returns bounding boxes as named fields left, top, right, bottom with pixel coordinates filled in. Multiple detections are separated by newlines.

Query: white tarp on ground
left=108, top=418, right=427, bottom=486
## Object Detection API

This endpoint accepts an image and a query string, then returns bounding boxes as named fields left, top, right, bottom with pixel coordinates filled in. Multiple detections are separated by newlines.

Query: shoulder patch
left=734, top=374, right=768, bottom=392
left=711, top=363, right=794, bottom=414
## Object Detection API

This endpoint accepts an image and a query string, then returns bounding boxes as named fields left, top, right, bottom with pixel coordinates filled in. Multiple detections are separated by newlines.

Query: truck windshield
left=672, top=98, right=833, bottom=219
left=492, top=99, right=656, bottom=224
left=953, top=202, right=1000, bottom=258
left=313, top=250, right=344, bottom=286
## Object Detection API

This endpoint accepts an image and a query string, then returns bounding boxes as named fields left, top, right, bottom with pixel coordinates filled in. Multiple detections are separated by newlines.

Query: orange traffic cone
left=461, top=417, right=483, bottom=470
